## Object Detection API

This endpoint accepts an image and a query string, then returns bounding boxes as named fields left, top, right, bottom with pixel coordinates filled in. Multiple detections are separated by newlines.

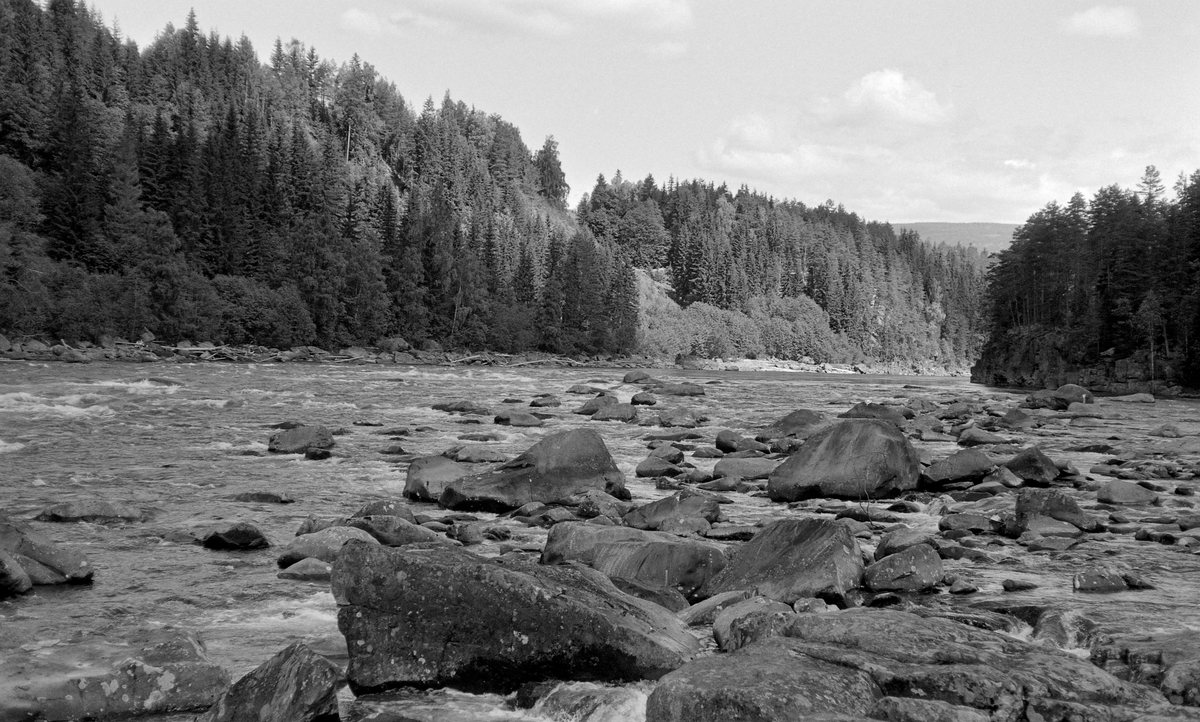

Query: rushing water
left=1, top=360, right=1199, bottom=720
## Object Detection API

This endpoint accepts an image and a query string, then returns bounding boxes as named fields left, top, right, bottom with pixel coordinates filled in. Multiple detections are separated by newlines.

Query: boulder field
left=7, top=372, right=1200, bottom=722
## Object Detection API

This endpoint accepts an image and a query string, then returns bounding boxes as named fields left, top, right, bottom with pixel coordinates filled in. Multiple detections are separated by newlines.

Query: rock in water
left=1005, top=446, right=1060, bottom=486
left=0, top=518, right=93, bottom=585
left=1010, top=488, right=1101, bottom=535
left=542, top=522, right=728, bottom=600
left=277, top=526, right=378, bottom=568
left=923, top=449, right=995, bottom=487
left=0, top=628, right=229, bottom=721
left=333, top=542, right=699, bottom=694
left=201, top=522, right=270, bottom=550
left=439, top=428, right=627, bottom=512
left=268, top=425, right=334, bottom=454
left=35, top=499, right=145, bottom=523
left=767, top=420, right=920, bottom=501
left=862, top=544, right=943, bottom=592
left=198, top=642, right=344, bottom=722
left=622, top=490, right=721, bottom=531
left=759, top=409, right=830, bottom=440
left=0, top=550, right=32, bottom=597
left=699, top=517, right=863, bottom=605
left=404, top=455, right=472, bottom=502
left=1097, top=479, right=1159, bottom=505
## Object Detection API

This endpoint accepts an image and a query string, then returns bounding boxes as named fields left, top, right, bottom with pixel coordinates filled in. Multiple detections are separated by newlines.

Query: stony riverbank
left=3, top=365, right=1200, bottom=721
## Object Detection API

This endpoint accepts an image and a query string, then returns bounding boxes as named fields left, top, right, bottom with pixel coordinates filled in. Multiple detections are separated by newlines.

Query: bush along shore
left=0, top=330, right=964, bottom=375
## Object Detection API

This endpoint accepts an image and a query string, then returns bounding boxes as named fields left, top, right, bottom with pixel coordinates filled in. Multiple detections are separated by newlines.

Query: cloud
left=339, top=8, right=387, bottom=36
left=696, top=70, right=1199, bottom=222
left=816, top=69, right=953, bottom=127
left=343, top=0, right=693, bottom=39
left=1061, top=6, right=1140, bottom=37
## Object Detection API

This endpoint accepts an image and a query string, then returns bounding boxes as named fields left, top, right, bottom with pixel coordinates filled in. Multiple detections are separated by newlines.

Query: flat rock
left=1097, top=479, right=1159, bottom=505
left=494, top=411, right=544, bottom=427
left=277, top=557, right=333, bottom=582
left=700, top=517, right=863, bottom=605
left=35, top=499, right=145, bottom=523
left=432, top=400, right=493, bottom=415
left=768, top=420, right=920, bottom=501
left=957, top=427, right=1008, bottom=446
left=575, top=395, right=618, bottom=415
left=645, top=636, right=879, bottom=722
left=1111, top=393, right=1155, bottom=403
left=592, top=403, right=638, bottom=422
left=0, top=518, right=93, bottom=586
left=924, top=449, right=994, bottom=486
left=345, top=515, right=445, bottom=546
left=333, top=542, right=700, bottom=694
left=232, top=491, right=295, bottom=504
left=712, top=456, right=780, bottom=480
left=0, top=628, right=229, bottom=721
left=622, top=490, right=721, bottom=531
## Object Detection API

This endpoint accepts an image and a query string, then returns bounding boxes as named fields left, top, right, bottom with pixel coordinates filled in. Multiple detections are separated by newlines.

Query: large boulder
left=439, top=429, right=627, bottom=512
left=268, top=425, right=334, bottom=454
left=699, top=518, right=863, bottom=605
left=35, top=499, right=145, bottom=523
left=0, top=628, right=229, bottom=721
left=767, top=420, right=920, bottom=501
left=404, top=455, right=472, bottom=502
left=542, top=522, right=728, bottom=600
left=0, top=518, right=93, bottom=585
left=759, top=409, right=830, bottom=440
left=722, top=608, right=1166, bottom=720
left=333, top=542, right=700, bottom=694
left=198, top=642, right=344, bottom=722
left=1056, top=383, right=1095, bottom=404
left=1097, top=479, right=1158, bottom=505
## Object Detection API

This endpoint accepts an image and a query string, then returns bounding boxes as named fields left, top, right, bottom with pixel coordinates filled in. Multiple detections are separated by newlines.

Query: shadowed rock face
left=767, top=419, right=921, bottom=501
left=439, top=428, right=627, bottom=512
left=198, top=642, right=344, bottom=722
left=699, top=517, right=863, bottom=605
left=333, top=541, right=699, bottom=695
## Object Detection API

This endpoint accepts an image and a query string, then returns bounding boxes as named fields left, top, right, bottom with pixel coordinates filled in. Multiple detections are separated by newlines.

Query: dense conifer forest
left=979, top=166, right=1200, bottom=384
left=0, top=0, right=987, bottom=367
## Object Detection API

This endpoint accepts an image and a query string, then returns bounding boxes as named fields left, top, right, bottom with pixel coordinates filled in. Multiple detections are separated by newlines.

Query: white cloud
left=346, top=0, right=693, bottom=38
left=816, top=69, right=953, bottom=127
left=339, top=8, right=386, bottom=37
left=1061, top=6, right=1140, bottom=37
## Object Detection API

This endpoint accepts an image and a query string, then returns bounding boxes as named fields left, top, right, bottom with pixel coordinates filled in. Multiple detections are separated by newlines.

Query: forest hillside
left=0, top=1, right=987, bottom=369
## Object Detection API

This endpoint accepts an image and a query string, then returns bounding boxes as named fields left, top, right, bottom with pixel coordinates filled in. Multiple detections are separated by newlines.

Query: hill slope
left=895, top=223, right=1017, bottom=254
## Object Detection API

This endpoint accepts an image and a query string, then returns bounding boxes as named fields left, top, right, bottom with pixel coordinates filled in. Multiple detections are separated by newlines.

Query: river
left=2, top=360, right=1198, bottom=720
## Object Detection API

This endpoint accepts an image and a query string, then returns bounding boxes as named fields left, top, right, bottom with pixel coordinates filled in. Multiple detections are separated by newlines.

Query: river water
left=1, top=360, right=1198, bottom=721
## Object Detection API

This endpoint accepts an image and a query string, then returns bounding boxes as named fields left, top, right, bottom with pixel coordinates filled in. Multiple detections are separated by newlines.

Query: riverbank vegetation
left=0, top=1, right=985, bottom=369
left=978, top=166, right=1200, bottom=385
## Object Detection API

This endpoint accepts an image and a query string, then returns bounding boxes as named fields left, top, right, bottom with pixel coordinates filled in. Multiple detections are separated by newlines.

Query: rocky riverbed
left=2, top=361, right=1200, bottom=721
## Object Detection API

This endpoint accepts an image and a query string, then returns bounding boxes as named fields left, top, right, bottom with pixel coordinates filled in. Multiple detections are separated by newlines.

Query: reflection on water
left=1, top=360, right=1198, bottom=720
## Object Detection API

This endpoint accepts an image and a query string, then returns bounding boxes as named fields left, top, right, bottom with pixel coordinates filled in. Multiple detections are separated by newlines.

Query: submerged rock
left=198, top=642, right=344, bottom=722
left=700, top=517, right=863, bottom=605
left=201, top=522, right=270, bottom=550
left=767, top=420, right=920, bottom=501
left=439, top=429, right=627, bottom=512
left=333, top=541, right=700, bottom=694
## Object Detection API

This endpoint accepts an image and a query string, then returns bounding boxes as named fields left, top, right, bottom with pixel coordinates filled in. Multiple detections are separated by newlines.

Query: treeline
left=581, top=174, right=987, bottom=366
left=980, top=166, right=1200, bottom=381
left=0, top=0, right=986, bottom=367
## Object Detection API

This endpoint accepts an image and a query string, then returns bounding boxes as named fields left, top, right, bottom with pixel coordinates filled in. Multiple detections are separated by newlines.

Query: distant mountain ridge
left=895, top=223, right=1017, bottom=254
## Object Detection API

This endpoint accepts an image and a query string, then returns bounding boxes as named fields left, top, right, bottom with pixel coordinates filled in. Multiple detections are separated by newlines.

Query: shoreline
left=0, top=336, right=972, bottom=377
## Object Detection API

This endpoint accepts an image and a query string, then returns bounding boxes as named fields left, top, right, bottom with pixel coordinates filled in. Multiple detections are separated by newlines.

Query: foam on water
left=0, top=391, right=114, bottom=418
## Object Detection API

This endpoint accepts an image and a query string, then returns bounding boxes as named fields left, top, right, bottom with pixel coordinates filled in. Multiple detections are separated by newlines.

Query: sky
left=86, top=0, right=1200, bottom=224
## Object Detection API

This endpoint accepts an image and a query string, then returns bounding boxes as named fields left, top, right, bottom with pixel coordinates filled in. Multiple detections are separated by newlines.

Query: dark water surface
left=2, top=360, right=1199, bottom=720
